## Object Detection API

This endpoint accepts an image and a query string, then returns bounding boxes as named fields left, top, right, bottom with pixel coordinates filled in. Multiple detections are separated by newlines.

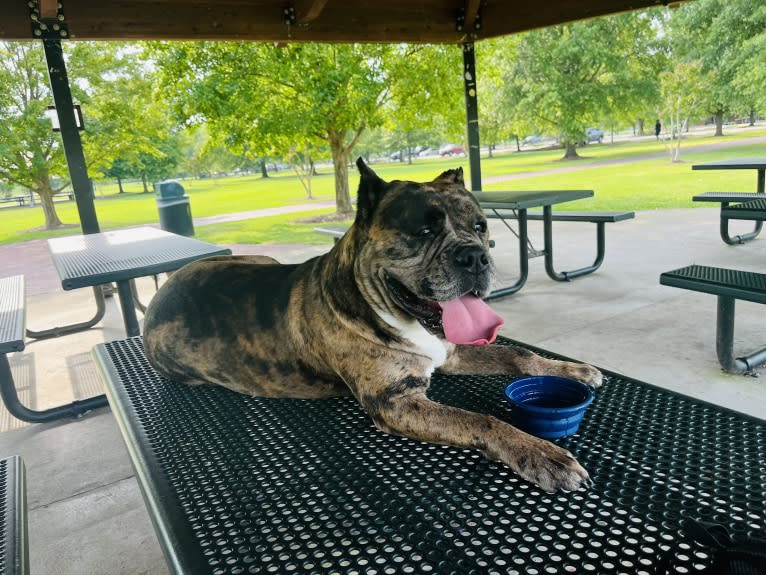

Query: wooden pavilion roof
left=2, top=0, right=680, bottom=43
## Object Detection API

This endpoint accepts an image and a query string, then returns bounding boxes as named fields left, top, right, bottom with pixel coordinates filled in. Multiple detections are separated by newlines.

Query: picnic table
left=94, top=335, right=766, bottom=575
left=47, top=227, right=231, bottom=337
left=474, top=191, right=633, bottom=299
left=0, top=196, right=27, bottom=207
left=692, top=158, right=766, bottom=244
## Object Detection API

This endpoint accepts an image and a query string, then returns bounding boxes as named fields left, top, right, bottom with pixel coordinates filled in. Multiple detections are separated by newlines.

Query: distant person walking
left=655, top=119, right=662, bottom=141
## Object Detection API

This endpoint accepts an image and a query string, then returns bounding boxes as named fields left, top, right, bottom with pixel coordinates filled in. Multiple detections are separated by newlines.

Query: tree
left=669, top=0, right=766, bottom=135
left=382, top=45, right=463, bottom=163
left=0, top=41, right=181, bottom=229
left=505, top=11, right=663, bottom=160
left=0, top=42, right=68, bottom=228
left=476, top=36, right=522, bottom=157
left=152, top=42, right=397, bottom=216
left=659, top=61, right=710, bottom=162
left=83, top=46, right=184, bottom=193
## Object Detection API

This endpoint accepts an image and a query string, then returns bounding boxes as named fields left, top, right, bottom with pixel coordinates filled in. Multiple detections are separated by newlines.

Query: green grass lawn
left=2, top=128, right=764, bottom=246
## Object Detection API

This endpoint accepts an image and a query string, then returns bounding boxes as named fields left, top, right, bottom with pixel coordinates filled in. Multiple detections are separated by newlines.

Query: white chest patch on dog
left=378, top=311, right=448, bottom=371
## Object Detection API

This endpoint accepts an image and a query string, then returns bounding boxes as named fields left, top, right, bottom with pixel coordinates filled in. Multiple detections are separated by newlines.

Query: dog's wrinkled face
left=352, top=158, right=493, bottom=334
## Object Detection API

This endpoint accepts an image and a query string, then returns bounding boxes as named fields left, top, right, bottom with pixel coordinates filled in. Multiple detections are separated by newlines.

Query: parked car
left=583, top=128, right=604, bottom=144
left=521, top=134, right=542, bottom=147
left=439, top=144, right=466, bottom=156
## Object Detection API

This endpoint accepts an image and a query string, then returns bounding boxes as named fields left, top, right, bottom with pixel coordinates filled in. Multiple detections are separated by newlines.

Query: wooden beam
left=294, top=0, right=329, bottom=25
left=40, top=0, right=59, bottom=19
left=463, top=0, right=482, bottom=33
left=0, top=0, right=672, bottom=42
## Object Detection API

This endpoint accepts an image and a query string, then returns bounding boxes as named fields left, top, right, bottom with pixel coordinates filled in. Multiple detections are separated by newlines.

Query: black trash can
left=155, top=180, right=194, bottom=236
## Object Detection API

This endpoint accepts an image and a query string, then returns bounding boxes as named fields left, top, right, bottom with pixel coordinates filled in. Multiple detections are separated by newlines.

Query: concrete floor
left=1, top=207, right=764, bottom=574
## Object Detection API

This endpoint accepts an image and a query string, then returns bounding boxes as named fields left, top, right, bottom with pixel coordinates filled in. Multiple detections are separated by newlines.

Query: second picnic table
left=474, top=190, right=633, bottom=300
left=692, top=158, right=766, bottom=245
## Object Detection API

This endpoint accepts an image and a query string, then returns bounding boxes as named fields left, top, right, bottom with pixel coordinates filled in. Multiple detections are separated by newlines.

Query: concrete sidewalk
left=0, top=206, right=764, bottom=574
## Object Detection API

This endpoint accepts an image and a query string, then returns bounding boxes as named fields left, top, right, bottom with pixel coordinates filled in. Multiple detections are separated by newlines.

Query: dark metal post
left=462, top=42, right=482, bottom=191
left=43, top=38, right=100, bottom=234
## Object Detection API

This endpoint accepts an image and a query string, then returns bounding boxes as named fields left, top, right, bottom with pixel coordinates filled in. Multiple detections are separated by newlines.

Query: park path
left=483, top=134, right=766, bottom=184
left=193, top=200, right=336, bottom=227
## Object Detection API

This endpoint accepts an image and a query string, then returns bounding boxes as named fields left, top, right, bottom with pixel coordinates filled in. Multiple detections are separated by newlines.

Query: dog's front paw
left=502, top=435, right=591, bottom=493
left=557, top=361, right=603, bottom=389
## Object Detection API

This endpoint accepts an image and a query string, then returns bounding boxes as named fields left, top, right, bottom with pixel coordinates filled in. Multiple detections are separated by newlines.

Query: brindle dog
left=143, top=158, right=603, bottom=493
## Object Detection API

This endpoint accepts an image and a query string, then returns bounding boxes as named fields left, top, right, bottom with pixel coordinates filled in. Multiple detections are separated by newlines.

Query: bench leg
left=484, top=209, right=530, bottom=300
left=716, top=296, right=766, bottom=374
left=719, top=210, right=763, bottom=245
left=26, top=286, right=106, bottom=340
left=543, top=208, right=606, bottom=281
left=0, top=354, right=108, bottom=423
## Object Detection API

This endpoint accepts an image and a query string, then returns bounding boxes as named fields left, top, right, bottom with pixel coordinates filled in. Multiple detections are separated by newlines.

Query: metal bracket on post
left=29, top=0, right=69, bottom=40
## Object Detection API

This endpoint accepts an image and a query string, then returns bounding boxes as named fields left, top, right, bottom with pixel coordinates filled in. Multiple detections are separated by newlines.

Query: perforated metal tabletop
left=47, top=227, right=231, bottom=290
left=94, top=337, right=766, bottom=575
left=48, top=227, right=231, bottom=336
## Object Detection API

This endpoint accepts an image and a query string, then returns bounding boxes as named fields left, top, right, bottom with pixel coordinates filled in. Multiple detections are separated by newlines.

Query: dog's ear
left=354, top=157, right=387, bottom=226
left=432, top=167, right=465, bottom=187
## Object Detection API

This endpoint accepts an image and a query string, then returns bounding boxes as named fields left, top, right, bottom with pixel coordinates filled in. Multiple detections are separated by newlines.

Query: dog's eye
left=474, top=221, right=487, bottom=234
left=418, top=227, right=433, bottom=237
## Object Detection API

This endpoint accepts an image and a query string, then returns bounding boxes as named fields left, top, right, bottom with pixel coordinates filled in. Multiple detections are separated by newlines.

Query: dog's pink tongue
left=438, top=295, right=504, bottom=345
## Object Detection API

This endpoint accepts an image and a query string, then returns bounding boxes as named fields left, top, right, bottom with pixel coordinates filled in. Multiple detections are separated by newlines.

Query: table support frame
left=25, top=286, right=106, bottom=340
left=0, top=355, right=107, bottom=423
left=716, top=296, right=766, bottom=374
left=542, top=206, right=607, bottom=281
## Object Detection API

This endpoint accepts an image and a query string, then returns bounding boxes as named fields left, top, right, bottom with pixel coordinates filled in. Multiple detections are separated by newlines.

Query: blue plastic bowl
left=504, top=376, right=595, bottom=439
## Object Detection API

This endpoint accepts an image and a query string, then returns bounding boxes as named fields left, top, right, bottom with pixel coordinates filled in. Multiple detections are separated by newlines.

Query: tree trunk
left=117, top=176, right=125, bottom=193
left=330, top=133, right=353, bottom=215
left=714, top=110, right=724, bottom=137
left=36, top=184, right=64, bottom=229
left=488, top=143, right=493, bottom=159
left=562, top=142, right=580, bottom=160
left=142, top=172, right=150, bottom=193
left=637, top=118, right=645, bottom=136
left=749, top=110, right=755, bottom=126
left=260, top=158, right=269, bottom=178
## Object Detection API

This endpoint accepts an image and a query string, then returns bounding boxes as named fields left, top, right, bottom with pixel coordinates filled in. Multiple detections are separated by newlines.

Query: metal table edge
left=691, top=161, right=766, bottom=170
left=62, top=247, right=233, bottom=290
left=692, top=192, right=765, bottom=202
left=92, top=341, right=209, bottom=575
left=2, top=454, right=29, bottom=575
left=473, top=190, right=594, bottom=210
left=0, top=275, right=26, bottom=354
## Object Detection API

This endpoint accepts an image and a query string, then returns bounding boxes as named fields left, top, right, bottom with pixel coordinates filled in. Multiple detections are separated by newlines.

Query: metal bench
left=484, top=209, right=635, bottom=281
left=692, top=192, right=766, bottom=245
left=0, top=275, right=108, bottom=423
left=660, top=264, right=766, bottom=374
left=313, top=225, right=350, bottom=244
left=0, top=197, right=25, bottom=208
left=0, top=455, right=29, bottom=575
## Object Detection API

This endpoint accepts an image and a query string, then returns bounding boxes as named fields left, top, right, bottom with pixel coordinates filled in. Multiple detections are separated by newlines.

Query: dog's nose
left=454, top=246, right=489, bottom=274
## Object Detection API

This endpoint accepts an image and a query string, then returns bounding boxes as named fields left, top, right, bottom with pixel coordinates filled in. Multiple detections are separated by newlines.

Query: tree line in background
left=1, top=0, right=765, bottom=229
